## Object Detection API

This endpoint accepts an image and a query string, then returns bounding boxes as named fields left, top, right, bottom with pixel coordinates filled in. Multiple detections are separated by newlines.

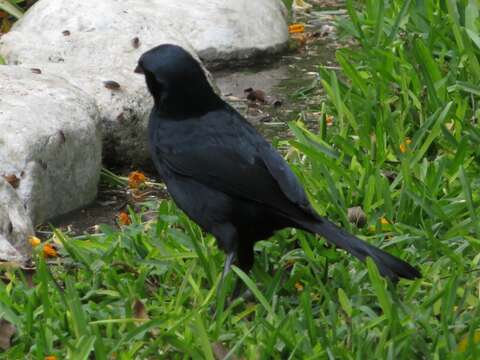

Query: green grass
left=2, top=0, right=480, bottom=358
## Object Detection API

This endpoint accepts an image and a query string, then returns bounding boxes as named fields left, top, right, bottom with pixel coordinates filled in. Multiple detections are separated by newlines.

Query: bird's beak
left=134, top=64, right=144, bottom=74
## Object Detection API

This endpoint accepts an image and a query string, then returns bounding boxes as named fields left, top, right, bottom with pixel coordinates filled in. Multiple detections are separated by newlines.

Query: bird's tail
left=298, top=217, right=420, bottom=281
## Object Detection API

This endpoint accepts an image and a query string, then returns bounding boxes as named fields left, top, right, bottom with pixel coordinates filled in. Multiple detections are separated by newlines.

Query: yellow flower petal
left=28, top=235, right=41, bottom=247
left=458, top=330, right=480, bottom=352
left=399, top=138, right=412, bottom=153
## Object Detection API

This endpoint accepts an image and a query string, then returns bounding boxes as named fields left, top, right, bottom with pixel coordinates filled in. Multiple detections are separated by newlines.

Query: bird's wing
left=154, top=113, right=314, bottom=219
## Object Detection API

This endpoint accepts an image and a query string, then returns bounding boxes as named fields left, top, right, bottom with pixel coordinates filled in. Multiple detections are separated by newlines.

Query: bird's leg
left=214, top=251, right=236, bottom=319
left=221, top=251, right=236, bottom=286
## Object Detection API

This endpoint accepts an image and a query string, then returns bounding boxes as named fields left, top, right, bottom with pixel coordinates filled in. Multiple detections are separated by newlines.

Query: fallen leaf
left=347, top=206, right=367, bottom=228
left=2, top=174, right=20, bottom=189
left=103, top=80, right=121, bottom=90
left=0, top=319, right=15, bottom=350
left=212, top=342, right=242, bottom=360
left=295, top=282, right=304, bottom=292
left=44, top=356, right=57, bottom=360
left=383, top=170, right=396, bottom=183
left=0, top=17, right=12, bottom=33
left=133, top=299, right=149, bottom=321
left=244, top=88, right=266, bottom=103
left=326, top=115, right=334, bottom=126
left=22, top=268, right=36, bottom=289
left=291, top=33, right=307, bottom=47
left=132, top=37, right=140, bottom=49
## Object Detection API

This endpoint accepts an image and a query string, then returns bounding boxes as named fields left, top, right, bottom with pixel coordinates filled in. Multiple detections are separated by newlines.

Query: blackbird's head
left=135, top=44, right=222, bottom=118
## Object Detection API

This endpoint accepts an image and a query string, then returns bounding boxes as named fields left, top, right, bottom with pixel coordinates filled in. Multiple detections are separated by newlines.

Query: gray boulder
left=0, top=0, right=288, bottom=166
left=0, top=178, right=34, bottom=263
left=0, top=66, right=101, bottom=224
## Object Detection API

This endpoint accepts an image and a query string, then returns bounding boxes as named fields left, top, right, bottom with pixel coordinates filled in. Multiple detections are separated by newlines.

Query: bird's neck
left=155, top=93, right=225, bottom=120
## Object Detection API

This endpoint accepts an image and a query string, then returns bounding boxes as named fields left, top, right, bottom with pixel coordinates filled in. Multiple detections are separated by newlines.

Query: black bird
left=135, top=44, right=420, bottom=284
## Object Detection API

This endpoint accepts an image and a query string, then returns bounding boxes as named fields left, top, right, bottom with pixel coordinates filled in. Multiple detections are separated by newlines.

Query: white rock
left=3, top=0, right=288, bottom=64
left=0, top=11, right=196, bottom=166
left=0, top=0, right=288, bottom=165
left=0, top=177, right=34, bottom=262
left=0, top=66, right=101, bottom=224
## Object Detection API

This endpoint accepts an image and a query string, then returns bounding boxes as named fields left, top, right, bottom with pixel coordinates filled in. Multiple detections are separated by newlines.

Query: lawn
left=1, top=0, right=480, bottom=358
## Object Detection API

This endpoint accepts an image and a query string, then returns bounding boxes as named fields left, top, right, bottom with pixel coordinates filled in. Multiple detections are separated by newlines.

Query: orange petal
left=43, top=244, right=58, bottom=258
left=288, top=24, right=305, bottom=34
left=128, top=171, right=147, bottom=188
left=118, top=211, right=131, bottom=226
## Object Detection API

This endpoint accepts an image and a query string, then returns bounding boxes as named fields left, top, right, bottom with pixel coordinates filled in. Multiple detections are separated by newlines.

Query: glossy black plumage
left=136, top=44, right=420, bottom=281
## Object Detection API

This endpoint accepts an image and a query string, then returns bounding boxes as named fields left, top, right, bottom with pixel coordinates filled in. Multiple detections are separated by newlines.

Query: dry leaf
left=383, top=170, right=396, bottom=183
left=23, top=268, right=36, bottom=289
left=212, top=342, right=242, bottom=360
left=133, top=299, right=149, bottom=320
left=0, top=319, right=15, bottom=350
left=244, top=88, right=266, bottom=103
left=294, top=282, right=304, bottom=292
left=291, top=33, right=307, bottom=47
left=326, top=115, right=334, bottom=126
left=347, top=206, right=367, bottom=228
left=103, top=80, right=121, bottom=90
left=132, top=37, right=140, bottom=49
left=292, top=0, right=312, bottom=12
left=2, top=174, right=20, bottom=189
